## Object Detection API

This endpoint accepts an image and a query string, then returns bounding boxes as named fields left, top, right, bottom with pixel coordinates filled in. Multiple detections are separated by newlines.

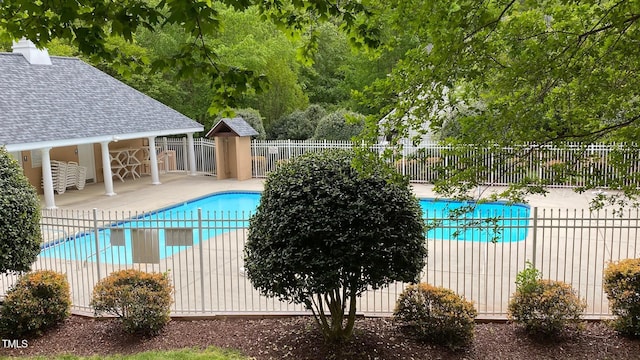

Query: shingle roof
left=0, top=53, right=203, bottom=147
left=206, top=117, right=259, bottom=137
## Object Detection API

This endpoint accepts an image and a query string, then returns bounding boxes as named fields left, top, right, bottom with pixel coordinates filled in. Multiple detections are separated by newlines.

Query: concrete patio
left=41, top=172, right=597, bottom=213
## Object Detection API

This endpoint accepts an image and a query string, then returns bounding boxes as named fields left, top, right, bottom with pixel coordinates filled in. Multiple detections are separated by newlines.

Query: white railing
left=250, top=140, right=640, bottom=188
left=3, top=206, right=636, bottom=318
left=159, top=137, right=640, bottom=189
left=162, top=137, right=216, bottom=176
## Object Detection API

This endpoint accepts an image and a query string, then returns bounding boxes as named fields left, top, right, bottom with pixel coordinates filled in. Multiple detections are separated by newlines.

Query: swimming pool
left=40, top=191, right=530, bottom=264
left=420, top=199, right=530, bottom=243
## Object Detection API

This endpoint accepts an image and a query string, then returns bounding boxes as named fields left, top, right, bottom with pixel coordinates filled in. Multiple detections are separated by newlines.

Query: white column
left=100, top=142, right=116, bottom=196
left=148, top=136, right=161, bottom=185
left=187, top=132, right=197, bottom=176
left=40, top=148, right=56, bottom=209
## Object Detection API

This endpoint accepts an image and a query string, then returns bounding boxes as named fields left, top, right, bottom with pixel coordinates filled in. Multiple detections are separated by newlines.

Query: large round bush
left=245, top=149, right=427, bottom=341
left=0, top=147, right=41, bottom=274
left=508, top=263, right=585, bottom=337
left=604, top=258, right=640, bottom=337
left=394, top=283, right=477, bottom=349
left=312, top=109, right=364, bottom=140
left=91, top=269, right=173, bottom=335
left=267, top=110, right=316, bottom=140
left=0, top=270, right=71, bottom=337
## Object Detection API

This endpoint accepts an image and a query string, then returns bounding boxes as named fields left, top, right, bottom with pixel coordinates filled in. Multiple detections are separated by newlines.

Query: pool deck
left=41, top=172, right=596, bottom=212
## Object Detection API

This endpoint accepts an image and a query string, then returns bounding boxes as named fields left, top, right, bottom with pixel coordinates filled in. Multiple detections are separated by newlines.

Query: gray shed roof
left=0, top=52, right=203, bottom=151
left=206, top=117, right=259, bottom=138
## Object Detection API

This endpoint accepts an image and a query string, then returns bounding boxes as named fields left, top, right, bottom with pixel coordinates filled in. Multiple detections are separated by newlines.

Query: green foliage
left=304, top=104, right=328, bottom=128
left=603, top=258, right=640, bottom=337
left=313, top=110, right=365, bottom=140
left=212, top=6, right=308, bottom=125
left=0, top=0, right=388, bottom=127
left=91, top=269, right=173, bottom=335
left=394, top=283, right=477, bottom=349
left=0, top=147, right=41, bottom=274
left=269, top=105, right=326, bottom=140
left=508, top=264, right=585, bottom=337
left=267, top=105, right=327, bottom=140
left=515, top=261, right=542, bottom=294
left=359, top=0, right=640, bottom=207
left=0, top=270, right=71, bottom=337
left=267, top=110, right=313, bottom=140
left=299, top=23, right=351, bottom=106
left=245, top=149, right=426, bottom=342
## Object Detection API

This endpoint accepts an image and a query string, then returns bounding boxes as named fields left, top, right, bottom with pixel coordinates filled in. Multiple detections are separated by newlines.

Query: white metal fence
left=3, top=206, right=636, bottom=319
left=249, top=140, right=640, bottom=188
left=160, top=137, right=640, bottom=189
left=162, top=137, right=216, bottom=176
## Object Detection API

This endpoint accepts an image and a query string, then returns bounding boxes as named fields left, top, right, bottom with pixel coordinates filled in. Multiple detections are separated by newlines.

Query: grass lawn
left=1, top=346, right=249, bottom=360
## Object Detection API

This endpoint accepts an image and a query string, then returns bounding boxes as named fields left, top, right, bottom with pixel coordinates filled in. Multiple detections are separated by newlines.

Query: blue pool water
left=41, top=192, right=529, bottom=264
left=420, top=199, right=530, bottom=243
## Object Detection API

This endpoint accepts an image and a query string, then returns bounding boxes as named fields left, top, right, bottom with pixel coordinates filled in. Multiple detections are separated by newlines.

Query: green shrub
left=245, top=149, right=426, bottom=342
left=0, top=270, right=71, bottom=337
left=508, top=263, right=585, bottom=337
left=603, top=258, right=640, bottom=337
left=268, top=105, right=327, bottom=140
left=267, top=110, right=316, bottom=140
left=312, top=109, right=364, bottom=140
left=0, top=147, right=41, bottom=274
left=91, top=269, right=173, bottom=335
left=394, top=283, right=477, bottom=349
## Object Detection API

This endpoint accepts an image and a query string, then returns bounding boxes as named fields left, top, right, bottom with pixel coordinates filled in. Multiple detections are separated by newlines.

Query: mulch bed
left=1, top=316, right=639, bottom=359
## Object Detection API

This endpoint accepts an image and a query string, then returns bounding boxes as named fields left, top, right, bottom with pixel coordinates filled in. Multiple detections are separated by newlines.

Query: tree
left=313, top=110, right=365, bottom=140
left=209, top=5, right=308, bottom=125
left=0, top=1, right=379, bottom=114
left=244, top=149, right=426, bottom=342
left=298, top=22, right=351, bottom=106
left=359, top=0, right=640, bottom=207
left=0, top=148, right=41, bottom=274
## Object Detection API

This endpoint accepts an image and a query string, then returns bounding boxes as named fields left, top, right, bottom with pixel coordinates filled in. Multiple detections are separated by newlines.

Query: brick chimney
left=11, top=38, right=52, bottom=65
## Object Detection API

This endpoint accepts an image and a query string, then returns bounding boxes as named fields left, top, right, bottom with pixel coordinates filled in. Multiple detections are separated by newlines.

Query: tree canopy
left=3, top=0, right=640, bottom=204
left=359, top=0, right=640, bottom=206
left=244, top=149, right=426, bottom=342
left=0, top=0, right=379, bottom=115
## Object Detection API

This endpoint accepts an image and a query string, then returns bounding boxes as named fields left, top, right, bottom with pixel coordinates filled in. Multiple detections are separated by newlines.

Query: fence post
left=182, top=137, right=188, bottom=173
left=92, top=208, right=101, bottom=281
left=402, top=143, right=406, bottom=176
left=532, top=207, right=538, bottom=268
left=198, top=208, right=205, bottom=312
